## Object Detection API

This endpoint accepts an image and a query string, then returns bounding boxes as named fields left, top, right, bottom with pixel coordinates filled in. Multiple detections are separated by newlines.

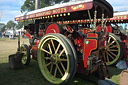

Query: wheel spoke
left=106, top=52, right=110, bottom=63
left=103, top=53, right=106, bottom=62
left=106, top=52, right=115, bottom=60
left=54, top=66, right=57, bottom=77
left=56, top=64, right=63, bottom=77
left=109, top=45, right=118, bottom=49
left=107, top=41, right=115, bottom=47
left=60, top=61, right=66, bottom=72
left=57, top=59, right=67, bottom=61
left=48, top=44, right=52, bottom=54
left=50, top=64, right=53, bottom=74
left=51, top=40, right=56, bottom=52
left=41, top=49, right=52, bottom=55
left=108, top=50, right=117, bottom=58
left=55, top=43, right=61, bottom=54
left=109, top=49, right=118, bottom=52
left=59, top=49, right=65, bottom=57
left=108, top=36, right=111, bottom=44
left=44, top=57, right=51, bottom=60
left=43, top=62, right=51, bottom=68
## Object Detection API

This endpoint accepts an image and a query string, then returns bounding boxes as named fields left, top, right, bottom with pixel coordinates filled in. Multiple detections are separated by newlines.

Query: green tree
left=21, top=0, right=70, bottom=13
left=21, top=0, right=35, bottom=13
left=1, top=25, right=6, bottom=32
left=16, top=22, right=24, bottom=29
left=6, top=20, right=16, bottom=29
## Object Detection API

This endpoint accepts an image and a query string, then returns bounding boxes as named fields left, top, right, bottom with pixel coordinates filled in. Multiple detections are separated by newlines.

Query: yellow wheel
left=20, top=44, right=30, bottom=65
left=104, top=33, right=123, bottom=65
left=38, top=33, right=77, bottom=85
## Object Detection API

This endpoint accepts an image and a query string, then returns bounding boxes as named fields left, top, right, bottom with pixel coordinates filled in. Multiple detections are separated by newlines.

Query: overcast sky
left=0, top=0, right=128, bottom=24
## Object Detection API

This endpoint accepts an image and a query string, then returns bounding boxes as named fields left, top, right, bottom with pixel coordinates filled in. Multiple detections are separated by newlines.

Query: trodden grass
left=0, top=37, right=123, bottom=85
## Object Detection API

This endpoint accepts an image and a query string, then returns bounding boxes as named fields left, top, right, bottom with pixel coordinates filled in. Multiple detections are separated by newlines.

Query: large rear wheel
left=38, top=34, right=77, bottom=85
left=103, top=33, right=123, bottom=65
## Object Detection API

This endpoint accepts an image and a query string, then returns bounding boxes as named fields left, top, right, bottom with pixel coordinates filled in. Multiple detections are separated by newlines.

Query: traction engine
left=15, top=0, right=113, bottom=84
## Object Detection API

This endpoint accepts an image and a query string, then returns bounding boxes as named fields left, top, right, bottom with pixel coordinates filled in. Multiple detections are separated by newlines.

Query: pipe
left=35, top=0, right=40, bottom=10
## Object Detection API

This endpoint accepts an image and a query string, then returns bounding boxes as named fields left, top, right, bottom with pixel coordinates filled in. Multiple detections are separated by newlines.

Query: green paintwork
left=38, top=35, right=70, bottom=84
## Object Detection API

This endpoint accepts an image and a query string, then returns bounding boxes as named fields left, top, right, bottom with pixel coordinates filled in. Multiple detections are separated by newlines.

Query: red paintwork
left=82, top=29, right=91, bottom=35
left=87, top=33, right=98, bottom=38
left=39, top=29, right=43, bottom=36
left=45, top=23, right=60, bottom=34
left=34, top=39, right=40, bottom=45
left=96, top=24, right=112, bottom=33
left=74, top=36, right=83, bottom=48
left=25, top=31, right=32, bottom=39
left=32, top=45, right=38, bottom=50
left=31, top=45, right=38, bottom=60
left=83, top=39, right=97, bottom=68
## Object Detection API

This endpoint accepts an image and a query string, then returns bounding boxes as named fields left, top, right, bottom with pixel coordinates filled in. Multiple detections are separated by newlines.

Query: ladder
left=98, top=51, right=111, bottom=79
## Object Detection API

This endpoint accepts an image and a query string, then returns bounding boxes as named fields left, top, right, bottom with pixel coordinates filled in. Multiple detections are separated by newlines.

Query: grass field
left=0, top=38, right=123, bottom=85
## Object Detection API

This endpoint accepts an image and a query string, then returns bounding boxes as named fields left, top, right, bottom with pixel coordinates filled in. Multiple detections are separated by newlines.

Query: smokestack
left=35, top=0, right=40, bottom=10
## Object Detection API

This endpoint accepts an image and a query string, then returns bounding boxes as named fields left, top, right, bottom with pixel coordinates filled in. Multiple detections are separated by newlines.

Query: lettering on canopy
left=15, top=2, right=92, bottom=21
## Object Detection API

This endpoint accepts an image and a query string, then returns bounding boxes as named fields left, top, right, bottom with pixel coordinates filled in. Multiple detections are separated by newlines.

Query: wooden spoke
left=41, top=49, right=52, bottom=55
left=54, top=66, right=57, bottom=77
left=107, top=41, right=115, bottom=47
left=60, top=61, right=66, bottom=72
left=48, top=44, right=52, bottom=54
left=56, top=64, right=63, bottom=77
left=106, top=52, right=110, bottom=63
left=108, top=50, right=117, bottom=58
left=108, top=37, right=111, bottom=44
left=109, top=45, right=118, bottom=49
left=103, top=53, right=106, bottom=61
left=106, top=52, right=114, bottom=60
left=57, top=59, right=67, bottom=61
left=51, top=40, right=56, bottom=52
left=43, top=62, right=51, bottom=68
left=44, top=57, right=51, bottom=60
left=109, top=49, right=118, bottom=52
left=55, top=43, right=61, bottom=54
left=59, top=49, right=65, bottom=57
left=50, top=64, right=53, bottom=74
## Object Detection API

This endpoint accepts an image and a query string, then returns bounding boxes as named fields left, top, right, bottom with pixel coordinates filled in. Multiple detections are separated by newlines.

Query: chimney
left=35, top=0, right=40, bottom=10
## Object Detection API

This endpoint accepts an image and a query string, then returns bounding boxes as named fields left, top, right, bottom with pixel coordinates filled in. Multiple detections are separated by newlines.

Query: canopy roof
left=106, top=11, right=128, bottom=23
left=15, top=0, right=113, bottom=22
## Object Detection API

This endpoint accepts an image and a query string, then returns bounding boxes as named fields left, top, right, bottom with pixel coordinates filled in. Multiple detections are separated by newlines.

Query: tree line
left=0, top=0, right=70, bottom=32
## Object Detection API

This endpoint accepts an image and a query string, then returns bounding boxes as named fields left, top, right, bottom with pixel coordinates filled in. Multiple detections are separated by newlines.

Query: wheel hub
left=51, top=54, right=59, bottom=64
left=104, top=46, right=110, bottom=52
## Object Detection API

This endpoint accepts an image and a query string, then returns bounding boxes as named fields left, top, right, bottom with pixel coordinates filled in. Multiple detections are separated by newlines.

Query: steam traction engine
left=15, top=0, right=113, bottom=84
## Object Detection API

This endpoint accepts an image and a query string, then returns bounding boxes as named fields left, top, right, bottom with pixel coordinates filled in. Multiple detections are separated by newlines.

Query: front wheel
left=20, top=44, right=30, bottom=65
left=38, top=33, right=77, bottom=85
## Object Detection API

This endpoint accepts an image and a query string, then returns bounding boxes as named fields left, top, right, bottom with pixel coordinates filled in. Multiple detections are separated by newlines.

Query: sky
left=0, top=0, right=128, bottom=24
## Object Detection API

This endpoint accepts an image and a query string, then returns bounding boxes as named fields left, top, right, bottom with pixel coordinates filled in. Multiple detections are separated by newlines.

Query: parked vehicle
left=15, top=0, right=113, bottom=84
